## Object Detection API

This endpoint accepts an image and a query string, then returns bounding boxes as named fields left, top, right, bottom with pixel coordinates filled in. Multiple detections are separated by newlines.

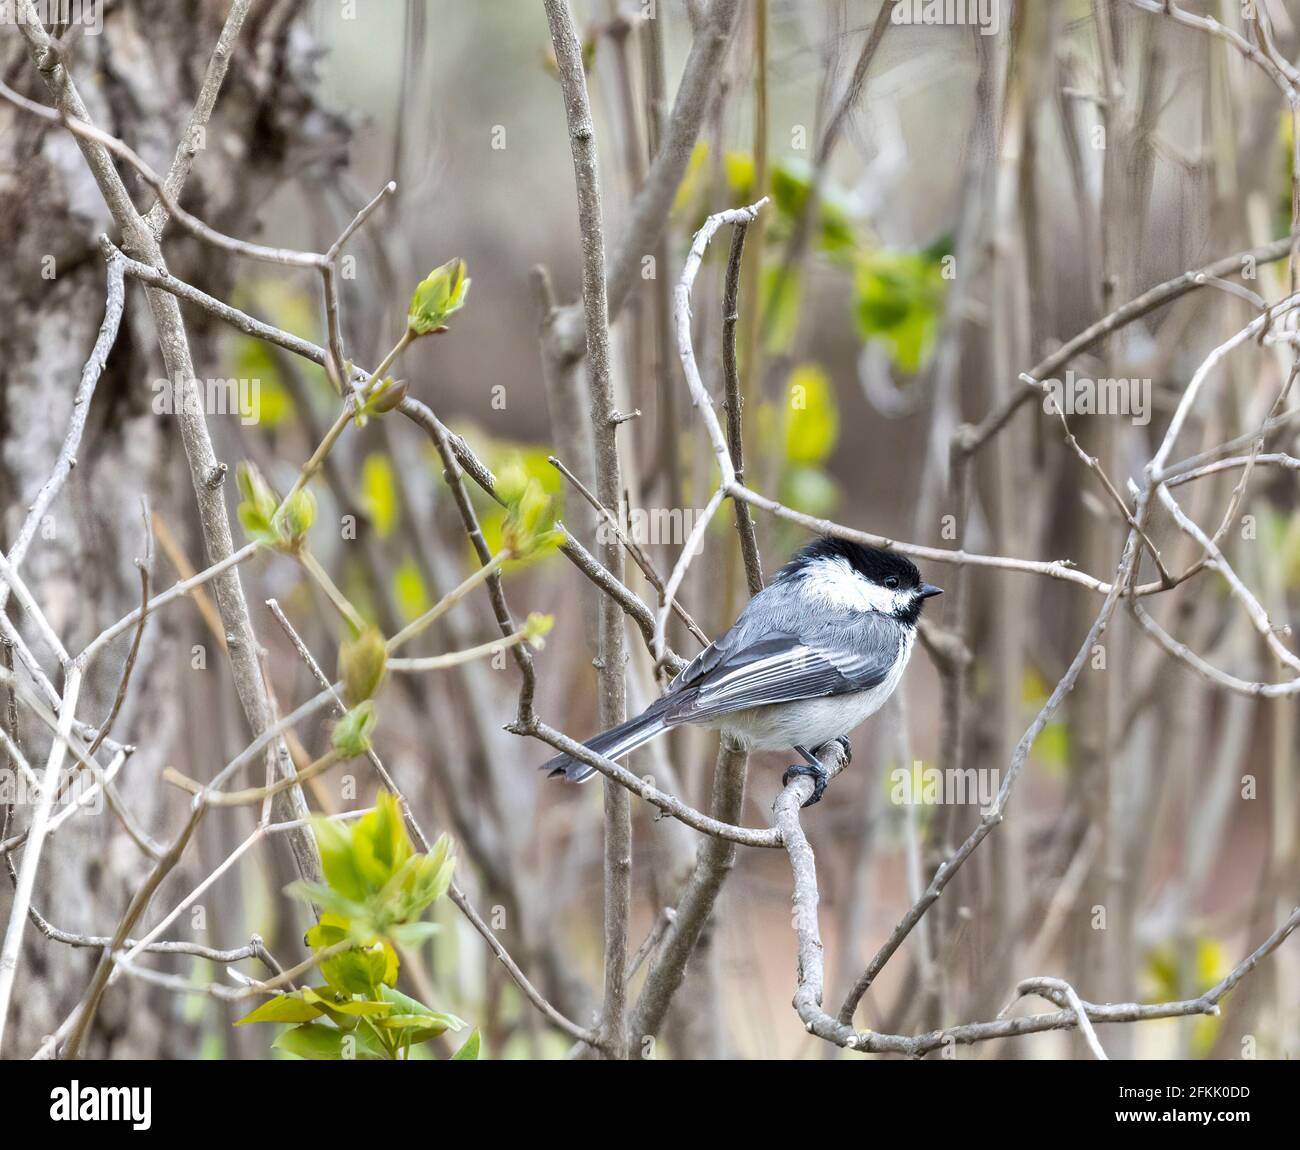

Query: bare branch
left=629, top=740, right=752, bottom=1048
left=1004, top=978, right=1109, bottom=1059
left=961, top=235, right=1300, bottom=458
left=722, top=219, right=764, bottom=596
left=548, top=455, right=710, bottom=646
left=0, top=668, right=82, bottom=1054
left=838, top=529, right=1143, bottom=1025
left=10, top=1, right=322, bottom=889
left=146, top=0, right=258, bottom=236
left=263, top=604, right=601, bottom=1051
left=545, top=0, right=631, bottom=1058
left=0, top=256, right=124, bottom=604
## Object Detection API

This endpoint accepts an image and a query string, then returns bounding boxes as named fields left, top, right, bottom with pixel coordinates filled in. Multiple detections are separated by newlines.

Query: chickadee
left=544, top=536, right=942, bottom=806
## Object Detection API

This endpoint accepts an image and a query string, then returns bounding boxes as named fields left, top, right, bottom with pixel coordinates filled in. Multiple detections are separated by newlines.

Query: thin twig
left=145, top=0, right=257, bottom=236
left=838, top=529, right=1143, bottom=1024
left=548, top=455, right=710, bottom=645
left=263, top=601, right=601, bottom=1049
left=1003, top=978, right=1109, bottom=1059
left=781, top=765, right=1297, bottom=1054
left=0, top=256, right=124, bottom=607
left=0, top=668, right=83, bottom=1054
left=85, top=505, right=153, bottom=758
left=545, top=0, right=631, bottom=1059
left=722, top=219, right=765, bottom=596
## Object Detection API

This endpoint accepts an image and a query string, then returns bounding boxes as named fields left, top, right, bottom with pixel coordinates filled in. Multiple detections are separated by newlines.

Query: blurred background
left=1, top=0, right=1297, bottom=1059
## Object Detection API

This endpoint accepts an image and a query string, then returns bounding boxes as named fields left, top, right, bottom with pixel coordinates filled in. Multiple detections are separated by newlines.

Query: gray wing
left=663, top=618, right=900, bottom=726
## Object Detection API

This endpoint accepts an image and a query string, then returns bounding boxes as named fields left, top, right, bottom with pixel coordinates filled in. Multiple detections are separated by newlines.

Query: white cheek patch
left=888, top=587, right=913, bottom=615
left=801, top=558, right=911, bottom=615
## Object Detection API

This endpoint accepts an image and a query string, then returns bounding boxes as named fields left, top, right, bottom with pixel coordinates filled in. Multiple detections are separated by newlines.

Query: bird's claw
left=828, top=735, right=852, bottom=765
left=782, top=763, right=828, bottom=808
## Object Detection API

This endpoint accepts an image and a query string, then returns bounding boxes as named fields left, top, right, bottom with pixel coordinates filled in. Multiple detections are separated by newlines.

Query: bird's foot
left=784, top=739, right=852, bottom=807
left=827, top=735, right=852, bottom=765
left=782, top=762, right=828, bottom=808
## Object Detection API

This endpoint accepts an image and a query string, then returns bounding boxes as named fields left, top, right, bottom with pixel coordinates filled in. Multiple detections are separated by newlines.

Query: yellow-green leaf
left=393, top=557, right=430, bottom=622
left=232, top=338, right=293, bottom=428
left=331, top=700, right=378, bottom=759
left=272, top=488, right=316, bottom=550
left=853, top=250, right=946, bottom=374
left=272, top=1022, right=386, bottom=1060
left=338, top=625, right=387, bottom=706
left=360, top=453, right=398, bottom=538
left=784, top=364, right=839, bottom=466
left=408, top=258, right=470, bottom=335
left=452, top=1029, right=481, bottom=1060
left=352, top=792, right=414, bottom=889
left=235, top=993, right=325, bottom=1026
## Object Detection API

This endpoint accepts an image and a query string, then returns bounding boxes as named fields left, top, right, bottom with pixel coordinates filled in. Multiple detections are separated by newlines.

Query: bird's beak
left=919, top=583, right=944, bottom=599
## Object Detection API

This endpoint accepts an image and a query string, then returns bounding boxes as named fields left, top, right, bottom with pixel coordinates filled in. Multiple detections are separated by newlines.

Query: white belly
left=714, top=640, right=909, bottom=751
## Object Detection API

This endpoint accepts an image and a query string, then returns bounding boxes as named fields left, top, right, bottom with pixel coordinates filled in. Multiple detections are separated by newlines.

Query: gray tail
left=542, top=703, right=670, bottom=783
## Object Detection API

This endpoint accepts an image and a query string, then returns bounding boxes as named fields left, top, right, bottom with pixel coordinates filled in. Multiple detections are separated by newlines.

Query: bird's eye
left=884, top=576, right=899, bottom=589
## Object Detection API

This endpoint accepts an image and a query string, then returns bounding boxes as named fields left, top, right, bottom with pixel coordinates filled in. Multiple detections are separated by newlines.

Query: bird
left=543, top=535, right=942, bottom=807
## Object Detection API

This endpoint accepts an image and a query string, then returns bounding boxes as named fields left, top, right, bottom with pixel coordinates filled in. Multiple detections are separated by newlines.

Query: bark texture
left=0, top=0, right=345, bottom=1058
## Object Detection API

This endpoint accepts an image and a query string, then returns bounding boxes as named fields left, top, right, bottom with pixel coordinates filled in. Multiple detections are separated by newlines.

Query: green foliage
left=227, top=279, right=323, bottom=419
left=1033, top=721, right=1070, bottom=776
left=754, top=363, right=842, bottom=524
left=338, top=625, right=387, bottom=706
left=271, top=488, right=316, bottom=552
left=783, top=363, right=839, bottom=466
left=522, top=612, right=555, bottom=648
left=242, top=795, right=466, bottom=1060
left=673, top=144, right=947, bottom=371
left=360, top=452, right=399, bottom=538
left=451, top=1029, right=481, bottom=1060
left=331, top=700, right=378, bottom=760
left=257, top=981, right=464, bottom=1060
left=235, top=461, right=279, bottom=546
left=237, top=992, right=331, bottom=1026
left=235, top=461, right=316, bottom=553
left=235, top=279, right=321, bottom=346
left=309, top=923, right=398, bottom=994
left=1145, top=937, right=1226, bottom=1000
left=408, top=258, right=471, bottom=336
left=364, top=376, right=409, bottom=418
left=675, top=145, right=856, bottom=259
left=1143, top=937, right=1227, bottom=1056
left=291, top=794, right=455, bottom=936
left=497, top=458, right=563, bottom=560
left=767, top=158, right=856, bottom=255
left=1253, top=504, right=1300, bottom=588
left=393, top=556, right=431, bottom=622
left=231, top=337, right=293, bottom=427
left=852, top=249, right=947, bottom=374
left=468, top=440, right=564, bottom=564
left=1021, top=668, right=1069, bottom=776
left=271, top=1020, right=384, bottom=1061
